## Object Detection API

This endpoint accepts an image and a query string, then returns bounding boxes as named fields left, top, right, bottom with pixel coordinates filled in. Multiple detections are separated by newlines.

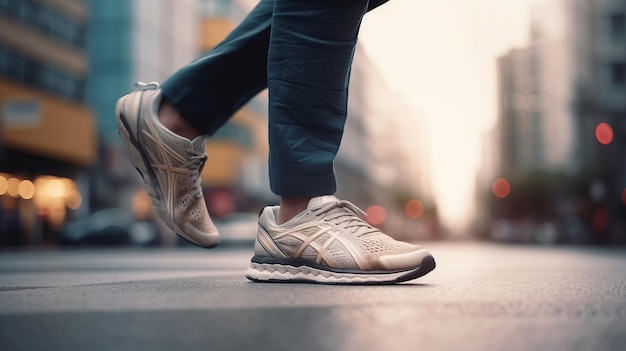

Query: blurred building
left=88, top=0, right=199, bottom=144
left=0, top=0, right=95, bottom=245
left=482, top=0, right=626, bottom=244
left=343, top=46, right=436, bottom=240
left=496, top=32, right=576, bottom=175
left=568, top=0, right=626, bottom=243
left=493, top=0, right=625, bottom=178
left=496, top=47, right=547, bottom=173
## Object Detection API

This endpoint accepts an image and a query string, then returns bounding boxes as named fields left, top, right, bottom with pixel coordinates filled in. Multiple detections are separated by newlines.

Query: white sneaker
left=115, top=81, right=219, bottom=248
left=246, top=195, right=435, bottom=284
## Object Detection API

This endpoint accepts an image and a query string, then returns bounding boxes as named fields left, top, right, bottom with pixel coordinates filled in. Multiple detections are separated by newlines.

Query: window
left=610, top=13, right=625, bottom=39
left=38, top=4, right=85, bottom=48
left=0, top=0, right=85, bottom=49
left=0, top=0, right=12, bottom=13
left=0, top=45, right=85, bottom=101
left=611, top=62, right=625, bottom=87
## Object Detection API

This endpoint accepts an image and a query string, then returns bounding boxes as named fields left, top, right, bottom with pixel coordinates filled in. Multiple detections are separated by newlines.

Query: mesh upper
left=257, top=197, right=423, bottom=271
left=125, top=88, right=215, bottom=235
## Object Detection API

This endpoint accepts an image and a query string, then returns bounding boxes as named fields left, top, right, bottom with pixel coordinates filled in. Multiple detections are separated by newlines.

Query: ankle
left=158, top=101, right=202, bottom=140
left=279, top=197, right=310, bottom=224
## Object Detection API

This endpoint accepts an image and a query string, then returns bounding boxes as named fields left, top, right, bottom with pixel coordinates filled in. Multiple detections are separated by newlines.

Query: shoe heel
left=115, top=99, right=148, bottom=179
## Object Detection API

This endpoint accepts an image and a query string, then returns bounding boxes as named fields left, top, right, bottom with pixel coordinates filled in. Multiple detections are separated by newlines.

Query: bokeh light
left=492, top=178, right=511, bottom=199
left=0, top=175, right=7, bottom=195
left=46, top=179, right=67, bottom=198
left=132, top=189, right=151, bottom=220
left=593, top=207, right=609, bottom=232
left=366, top=205, right=387, bottom=225
left=66, top=189, right=82, bottom=210
left=18, top=180, right=35, bottom=200
left=405, top=199, right=424, bottom=219
left=7, top=178, right=20, bottom=198
left=595, top=122, right=614, bottom=145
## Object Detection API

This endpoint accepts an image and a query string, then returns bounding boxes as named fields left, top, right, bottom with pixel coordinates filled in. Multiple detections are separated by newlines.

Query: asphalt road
left=0, top=242, right=625, bottom=351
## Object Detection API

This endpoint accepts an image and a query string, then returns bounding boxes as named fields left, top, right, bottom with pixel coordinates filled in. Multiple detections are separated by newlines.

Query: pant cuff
left=270, top=172, right=336, bottom=197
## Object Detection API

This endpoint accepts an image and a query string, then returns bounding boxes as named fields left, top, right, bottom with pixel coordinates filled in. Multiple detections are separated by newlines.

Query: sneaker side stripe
left=142, top=127, right=189, bottom=165
left=257, top=225, right=288, bottom=258
left=140, top=106, right=195, bottom=224
left=331, top=234, right=372, bottom=270
left=127, top=90, right=177, bottom=230
left=144, top=121, right=173, bottom=213
left=315, top=234, right=339, bottom=265
left=293, top=227, right=330, bottom=258
left=264, top=221, right=373, bottom=270
left=118, top=113, right=164, bottom=204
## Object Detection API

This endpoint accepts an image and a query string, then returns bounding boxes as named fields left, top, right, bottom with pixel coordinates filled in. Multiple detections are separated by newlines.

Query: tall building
left=569, top=0, right=626, bottom=242
left=568, top=0, right=626, bottom=165
left=496, top=28, right=576, bottom=175
left=525, top=0, right=626, bottom=172
left=485, top=0, right=626, bottom=242
left=88, top=0, right=199, bottom=145
left=0, top=0, right=96, bottom=245
left=495, top=0, right=625, bottom=175
left=497, top=47, right=542, bottom=174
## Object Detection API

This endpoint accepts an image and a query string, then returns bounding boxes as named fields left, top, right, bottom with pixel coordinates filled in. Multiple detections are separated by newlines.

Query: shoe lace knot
left=184, top=148, right=207, bottom=183
left=314, top=200, right=379, bottom=237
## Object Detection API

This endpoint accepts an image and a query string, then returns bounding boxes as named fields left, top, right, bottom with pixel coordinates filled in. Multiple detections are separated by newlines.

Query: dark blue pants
left=161, top=0, right=388, bottom=197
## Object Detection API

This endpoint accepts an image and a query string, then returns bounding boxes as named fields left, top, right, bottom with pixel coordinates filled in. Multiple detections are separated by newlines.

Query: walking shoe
left=115, top=81, right=219, bottom=248
left=246, top=195, right=436, bottom=284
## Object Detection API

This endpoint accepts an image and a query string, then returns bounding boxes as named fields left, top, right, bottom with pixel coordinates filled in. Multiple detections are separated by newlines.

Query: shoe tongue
left=308, top=195, right=338, bottom=208
left=190, top=136, right=206, bottom=152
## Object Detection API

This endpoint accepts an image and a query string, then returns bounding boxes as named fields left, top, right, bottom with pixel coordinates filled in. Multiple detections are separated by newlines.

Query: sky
left=359, top=0, right=533, bottom=232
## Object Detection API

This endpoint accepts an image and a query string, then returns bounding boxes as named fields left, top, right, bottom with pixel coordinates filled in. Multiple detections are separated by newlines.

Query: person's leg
left=158, top=0, right=390, bottom=141
left=266, top=0, right=368, bottom=223
left=158, top=0, right=275, bottom=137
left=245, top=0, right=436, bottom=284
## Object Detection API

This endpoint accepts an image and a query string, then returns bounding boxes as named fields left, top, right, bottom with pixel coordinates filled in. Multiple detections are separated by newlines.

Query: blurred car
left=213, top=212, right=259, bottom=246
left=490, top=219, right=562, bottom=245
left=61, top=208, right=158, bottom=246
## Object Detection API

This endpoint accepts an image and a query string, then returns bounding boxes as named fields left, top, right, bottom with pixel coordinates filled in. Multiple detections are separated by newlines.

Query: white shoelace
left=136, top=80, right=208, bottom=180
left=313, top=200, right=379, bottom=237
left=185, top=149, right=207, bottom=186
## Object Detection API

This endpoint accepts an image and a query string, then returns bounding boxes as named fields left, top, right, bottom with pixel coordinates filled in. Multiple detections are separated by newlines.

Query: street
left=0, top=242, right=625, bottom=351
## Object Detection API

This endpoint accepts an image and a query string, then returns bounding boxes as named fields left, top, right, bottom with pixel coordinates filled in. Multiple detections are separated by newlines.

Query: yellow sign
left=0, top=79, right=96, bottom=166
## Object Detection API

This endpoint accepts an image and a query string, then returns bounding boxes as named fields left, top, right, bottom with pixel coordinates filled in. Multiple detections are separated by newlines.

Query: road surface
left=0, top=242, right=625, bottom=351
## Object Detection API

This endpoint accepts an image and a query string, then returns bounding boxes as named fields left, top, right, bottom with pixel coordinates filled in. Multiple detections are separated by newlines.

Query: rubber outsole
left=245, top=255, right=436, bottom=285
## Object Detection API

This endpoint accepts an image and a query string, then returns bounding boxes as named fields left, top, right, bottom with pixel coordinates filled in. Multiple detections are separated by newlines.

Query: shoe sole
left=245, top=255, right=436, bottom=285
left=115, top=94, right=219, bottom=248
